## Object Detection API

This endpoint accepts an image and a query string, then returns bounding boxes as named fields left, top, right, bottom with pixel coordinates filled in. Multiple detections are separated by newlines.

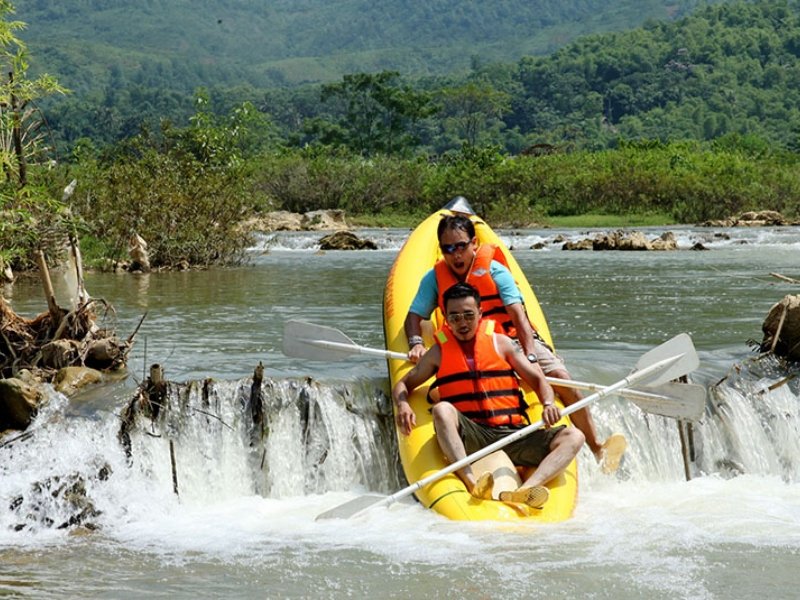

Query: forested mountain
left=17, top=0, right=708, bottom=92
left=16, top=0, right=800, bottom=155
left=505, top=0, right=800, bottom=149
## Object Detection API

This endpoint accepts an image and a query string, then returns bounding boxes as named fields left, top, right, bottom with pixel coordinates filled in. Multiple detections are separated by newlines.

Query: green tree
left=438, top=81, right=511, bottom=147
left=0, top=0, right=68, bottom=271
left=309, top=71, right=435, bottom=156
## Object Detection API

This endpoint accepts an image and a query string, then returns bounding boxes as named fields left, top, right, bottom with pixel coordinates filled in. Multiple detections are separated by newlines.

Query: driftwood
left=770, top=272, right=800, bottom=285
left=128, top=233, right=151, bottom=273
left=0, top=245, right=139, bottom=381
left=1, top=245, right=142, bottom=435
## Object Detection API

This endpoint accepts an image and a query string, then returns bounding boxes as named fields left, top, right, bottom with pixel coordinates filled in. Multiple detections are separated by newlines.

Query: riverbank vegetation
left=4, top=1, right=800, bottom=271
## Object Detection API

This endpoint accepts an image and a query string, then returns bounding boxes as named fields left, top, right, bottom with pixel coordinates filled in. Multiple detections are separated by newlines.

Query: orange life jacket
left=430, top=320, right=527, bottom=427
left=434, top=244, right=517, bottom=336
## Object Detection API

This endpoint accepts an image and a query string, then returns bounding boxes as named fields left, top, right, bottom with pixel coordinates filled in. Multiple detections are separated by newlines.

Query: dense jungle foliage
left=2, top=0, right=800, bottom=272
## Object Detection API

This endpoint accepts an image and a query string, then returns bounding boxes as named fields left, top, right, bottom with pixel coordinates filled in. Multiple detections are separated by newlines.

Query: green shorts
left=457, top=411, right=565, bottom=467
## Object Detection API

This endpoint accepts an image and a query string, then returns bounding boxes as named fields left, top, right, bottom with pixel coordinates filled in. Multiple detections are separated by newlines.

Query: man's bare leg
left=548, top=368, right=602, bottom=455
left=548, top=367, right=627, bottom=473
left=519, top=428, right=584, bottom=489
left=499, top=427, right=584, bottom=508
left=431, top=402, right=481, bottom=494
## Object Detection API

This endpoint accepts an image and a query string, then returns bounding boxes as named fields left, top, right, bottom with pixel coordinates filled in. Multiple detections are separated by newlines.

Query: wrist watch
left=526, top=353, right=538, bottom=363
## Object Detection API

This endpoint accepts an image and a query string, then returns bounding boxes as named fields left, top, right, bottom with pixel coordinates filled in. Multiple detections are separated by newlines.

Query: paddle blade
left=282, top=320, right=360, bottom=362
left=316, top=494, right=388, bottom=520
left=634, top=333, right=698, bottom=386
left=631, top=381, right=707, bottom=422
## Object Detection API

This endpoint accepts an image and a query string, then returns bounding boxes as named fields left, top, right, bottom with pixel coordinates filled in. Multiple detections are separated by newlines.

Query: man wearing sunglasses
left=404, top=210, right=625, bottom=473
left=394, top=282, right=584, bottom=508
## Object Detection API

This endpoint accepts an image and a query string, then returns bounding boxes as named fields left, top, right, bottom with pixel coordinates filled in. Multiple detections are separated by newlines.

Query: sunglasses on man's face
left=440, top=241, right=470, bottom=255
left=446, top=311, right=477, bottom=324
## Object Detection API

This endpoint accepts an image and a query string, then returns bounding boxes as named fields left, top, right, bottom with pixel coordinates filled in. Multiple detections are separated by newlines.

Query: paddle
left=315, top=333, right=698, bottom=520
left=317, top=333, right=699, bottom=519
left=545, top=378, right=706, bottom=422
left=282, top=320, right=706, bottom=421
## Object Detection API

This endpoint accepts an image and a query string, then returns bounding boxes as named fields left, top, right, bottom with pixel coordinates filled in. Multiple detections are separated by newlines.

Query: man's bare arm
left=506, top=302, right=537, bottom=357
left=497, top=334, right=561, bottom=427
left=392, top=345, right=441, bottom=434
left=404, top=312, right=427, bottom=363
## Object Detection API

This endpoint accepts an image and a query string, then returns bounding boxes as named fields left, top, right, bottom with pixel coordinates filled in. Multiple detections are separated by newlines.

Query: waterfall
left=699, top=355, right=800, bottom=482
left=1, top=375, right=402, bottom=534
left=2, top=356, right=798, bottom=535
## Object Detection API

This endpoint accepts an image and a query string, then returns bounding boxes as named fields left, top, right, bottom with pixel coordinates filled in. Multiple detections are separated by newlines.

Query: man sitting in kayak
left=404, top=210, right=625, bottom=473
left=393, top=282, right=584, bottom=508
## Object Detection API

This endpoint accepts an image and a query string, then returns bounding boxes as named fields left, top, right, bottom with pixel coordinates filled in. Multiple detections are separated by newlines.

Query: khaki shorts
left=532, top=337, right=566, bottom=374
left=513, top=337, right=566, bottom=375
left=457, top=411, right=566, bottom=467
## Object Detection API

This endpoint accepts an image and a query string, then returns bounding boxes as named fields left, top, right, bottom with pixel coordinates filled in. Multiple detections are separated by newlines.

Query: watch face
left=527, top=353, right=538, bottom=363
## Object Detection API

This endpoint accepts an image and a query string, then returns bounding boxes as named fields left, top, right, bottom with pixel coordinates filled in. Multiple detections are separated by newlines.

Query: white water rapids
left=1, top=224, right=799, bottom=598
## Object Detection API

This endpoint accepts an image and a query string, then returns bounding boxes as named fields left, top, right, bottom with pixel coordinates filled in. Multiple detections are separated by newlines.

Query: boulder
left=593, top=230, right=652, bottom=251
left=245, top=209, right=350, bottom=232
left=761, top=295, right=800, bottom=361
left=318, top=231, right=377, bottom=250
left=0, top=378, right=42, bottom=431
left=564, top=230, right=678, bottom=251
left=302, top=209, right=349, bottom=231
left=562, top=238, right=594, bottom=251
left=650, top=232, right=678, bottom=251
left=53, top=366, right=103, bottom=396
left=616, top=231, right=651, bottom=251
left=702, top=210, right=788, bottom=227
left=250, top=211, right=304, bottom=232
left=739, top=210, right=786, bottom=226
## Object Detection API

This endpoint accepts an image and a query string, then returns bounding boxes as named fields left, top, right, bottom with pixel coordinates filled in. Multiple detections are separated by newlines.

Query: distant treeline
left=38, top=1, right=800, bottom=156
left=6, top=0, right=800, bottom=273
left=69, top=126, right=799, bottom=269
left=19, top=0, right=702, bottom=93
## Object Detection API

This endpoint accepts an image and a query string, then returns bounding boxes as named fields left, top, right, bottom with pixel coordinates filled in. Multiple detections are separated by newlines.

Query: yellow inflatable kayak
left=383, top=199, right=578, bottom=522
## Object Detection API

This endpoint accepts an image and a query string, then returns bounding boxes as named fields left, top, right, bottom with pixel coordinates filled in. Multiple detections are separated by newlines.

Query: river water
left=1, top=225, right=799, bottom=599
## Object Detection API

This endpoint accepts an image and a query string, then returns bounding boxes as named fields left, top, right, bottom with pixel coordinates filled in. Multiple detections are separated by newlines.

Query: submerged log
left=770, top=272, right=800, bottom=285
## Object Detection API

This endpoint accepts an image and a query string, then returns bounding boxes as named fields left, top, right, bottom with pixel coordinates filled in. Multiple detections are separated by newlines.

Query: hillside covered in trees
left=3, top=1, right=800, bottom=274
left=17, top=0, right=708, bottom=91
left=28, top=0, right=800, bottom=155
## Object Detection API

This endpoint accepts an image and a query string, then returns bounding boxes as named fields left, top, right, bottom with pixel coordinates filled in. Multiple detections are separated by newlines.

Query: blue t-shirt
left=408, top=260, right=523, bottom=318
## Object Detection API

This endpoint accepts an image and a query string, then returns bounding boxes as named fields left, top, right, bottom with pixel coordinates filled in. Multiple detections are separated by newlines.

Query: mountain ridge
left=16, top=0, right=710, bottom=90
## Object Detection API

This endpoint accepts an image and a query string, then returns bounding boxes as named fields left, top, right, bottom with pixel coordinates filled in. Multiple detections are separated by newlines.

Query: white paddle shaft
left=375, top=353, right=684, bottom=510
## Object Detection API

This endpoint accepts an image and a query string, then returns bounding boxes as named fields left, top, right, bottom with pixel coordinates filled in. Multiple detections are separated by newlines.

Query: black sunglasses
left=440, top=241, right=470, bottom=255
